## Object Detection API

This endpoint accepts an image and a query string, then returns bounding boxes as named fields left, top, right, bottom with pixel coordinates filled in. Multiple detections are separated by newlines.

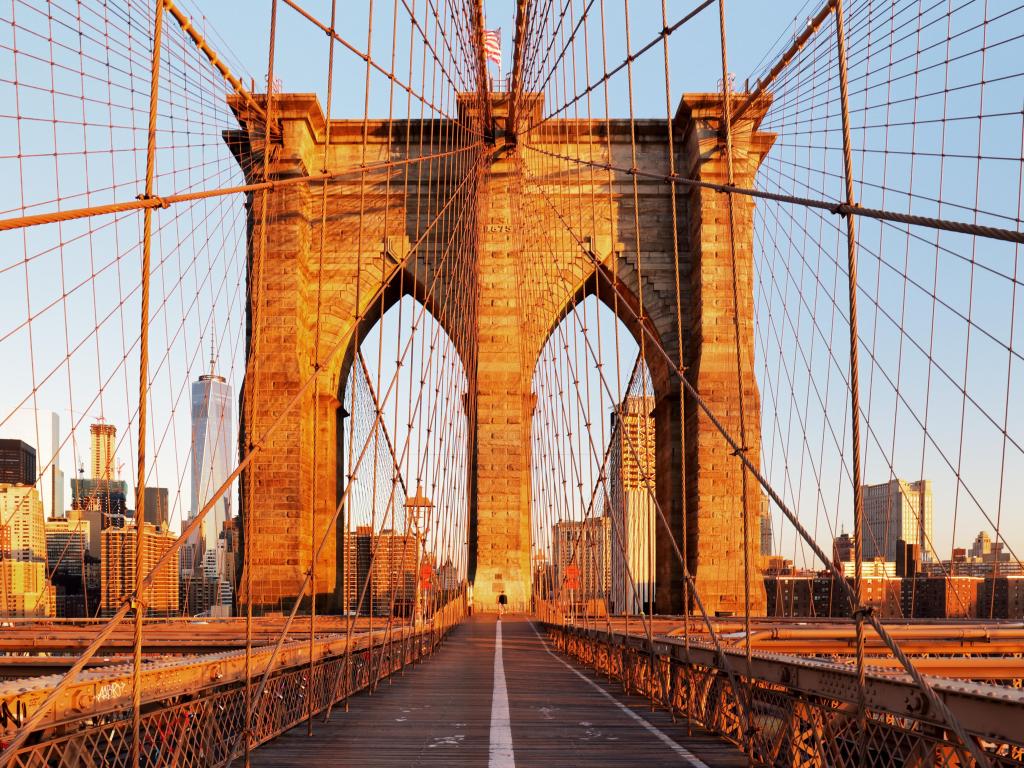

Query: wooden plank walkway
left=250, top=615, right=746, bottom=767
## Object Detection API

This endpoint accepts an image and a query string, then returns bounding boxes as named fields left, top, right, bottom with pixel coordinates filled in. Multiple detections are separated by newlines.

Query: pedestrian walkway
left=250, top=615, right=746, bottom=767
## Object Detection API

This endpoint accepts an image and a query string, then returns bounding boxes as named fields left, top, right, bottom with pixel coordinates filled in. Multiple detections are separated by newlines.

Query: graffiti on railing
left=0, top=700, right=26, bottom=731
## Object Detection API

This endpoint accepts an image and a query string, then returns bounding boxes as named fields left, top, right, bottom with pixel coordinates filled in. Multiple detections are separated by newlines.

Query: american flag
left=482, top=28, right=501, bottom=67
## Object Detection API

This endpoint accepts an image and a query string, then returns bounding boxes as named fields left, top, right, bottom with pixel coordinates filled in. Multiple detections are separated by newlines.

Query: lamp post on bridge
left=405, top=484, right=433, bottom=631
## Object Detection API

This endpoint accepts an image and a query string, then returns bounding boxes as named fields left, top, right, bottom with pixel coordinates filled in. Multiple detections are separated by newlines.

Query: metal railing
left=545, top=623, right=1024, bottom=767
left=1, top=597, right=465, bottom=767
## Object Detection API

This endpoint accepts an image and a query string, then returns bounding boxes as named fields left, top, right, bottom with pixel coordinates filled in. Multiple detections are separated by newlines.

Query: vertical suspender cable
left=245, top=2, right=279, bottom=764
left=308, top=0, right=338, bottom=738
left=619, top=0, right=658, bottom=688
left=660, top=0, right=693, bottom=732
left=131, top=3, right=164, bottom=766
left=831, top=1, right=868, bottom=762
left=716, top=1, right=755, bottom=758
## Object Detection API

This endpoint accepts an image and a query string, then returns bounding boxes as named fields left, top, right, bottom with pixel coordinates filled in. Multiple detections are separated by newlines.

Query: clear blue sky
left=185, top=1, right=825, bottom=117
left=1, top=0, right=1021, bottom=573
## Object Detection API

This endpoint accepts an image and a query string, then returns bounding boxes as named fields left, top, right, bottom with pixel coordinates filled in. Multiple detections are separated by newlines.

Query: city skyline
left=4, top=392, right=1021, bottom=574
left=0, top=340, right=239, bottom=542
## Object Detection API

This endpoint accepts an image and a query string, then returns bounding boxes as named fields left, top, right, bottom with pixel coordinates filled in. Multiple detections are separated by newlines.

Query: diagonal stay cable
left=0, top=148, right=485, bottom=766
left=520, top=160, right=994, bottom=768
left=523, top=0, right=716, bottom=131
left=223, top=151, right=486, bottom=765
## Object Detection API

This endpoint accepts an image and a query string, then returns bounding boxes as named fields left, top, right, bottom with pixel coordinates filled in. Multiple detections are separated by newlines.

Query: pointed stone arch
left=229, top=90, right=774, bottom=615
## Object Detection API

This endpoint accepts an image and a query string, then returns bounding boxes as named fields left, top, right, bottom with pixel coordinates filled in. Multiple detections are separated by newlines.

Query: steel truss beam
left=1, top=604, right=461, bottom=741
left=546, top=623, right=1024, bottom=752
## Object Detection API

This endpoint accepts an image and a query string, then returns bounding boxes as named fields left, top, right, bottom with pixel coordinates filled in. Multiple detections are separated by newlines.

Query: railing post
left=130, top=2, right=164, bottom=766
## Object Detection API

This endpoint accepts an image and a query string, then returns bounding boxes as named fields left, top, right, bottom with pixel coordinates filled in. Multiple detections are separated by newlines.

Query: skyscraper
left=45, top=513, right=89, bottom=579
left=0, top=409, right=64, bottom=520
left=0, top=484, right=55, bottom=617
left=186, top=346, right=234, bottom=578
left=90, top=422, right=116, bottom=482
left=140, top=486, right=169, bottom=528
left=759, top=494, right=773, bottom=556
left=71, top=422, right=127, bottom=531
left=46, top=512, right=91, bottom=617
left=340, top=526, right=420, bottom=616
left=833, top=531, right=855, bottom=565
left=862, top=479, right=934, bottom=562
left=214, top=517, right=238, bottom=613
left=0, top=440, right=36, bottom=486
left=969, top=531, right=992, bottom=559
left=552, top=517, right=612, bottom=603
left=370, top=529, right=420, bottom=617
left=101, top=521, right=178, bottom=617
left=608, top=396, right=655, bottom=614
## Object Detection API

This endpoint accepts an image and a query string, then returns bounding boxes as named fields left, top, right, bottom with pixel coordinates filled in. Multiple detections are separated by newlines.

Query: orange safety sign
left=564, top=564, right=580, bottom=590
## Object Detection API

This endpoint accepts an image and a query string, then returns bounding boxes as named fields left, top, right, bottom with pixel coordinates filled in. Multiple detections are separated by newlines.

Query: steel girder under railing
left=0, top=598, right=466, bottom=767
left=545, top=624, right=1024, bottom=767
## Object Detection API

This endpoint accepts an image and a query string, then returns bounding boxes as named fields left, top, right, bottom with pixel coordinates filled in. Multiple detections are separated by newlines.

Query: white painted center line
left=489, top=619, right=516, bottom=768
left=529, top=621, right=710, bottom=768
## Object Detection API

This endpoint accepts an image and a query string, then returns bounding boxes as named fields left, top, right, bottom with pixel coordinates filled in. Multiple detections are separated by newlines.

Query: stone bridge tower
left=227, top=90, right=773, bottom=616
